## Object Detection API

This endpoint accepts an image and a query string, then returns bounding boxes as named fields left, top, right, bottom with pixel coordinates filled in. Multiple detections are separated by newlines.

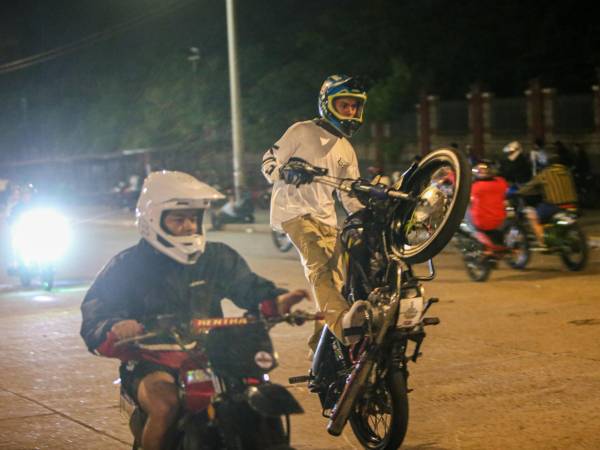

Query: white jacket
left=261, top=120, right=363, bottom=231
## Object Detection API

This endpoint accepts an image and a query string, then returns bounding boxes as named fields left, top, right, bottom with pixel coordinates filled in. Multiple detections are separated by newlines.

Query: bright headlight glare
left=11, top=208, right=71, bottom=262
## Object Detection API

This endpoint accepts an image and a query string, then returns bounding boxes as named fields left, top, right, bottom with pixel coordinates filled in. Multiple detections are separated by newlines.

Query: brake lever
left=114, top=331, right=159, bottom=347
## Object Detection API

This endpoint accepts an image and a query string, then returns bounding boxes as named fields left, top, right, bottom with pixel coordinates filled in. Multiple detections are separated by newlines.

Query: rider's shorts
left=120, top=360, right=179, bottom=403
left=536, top=202, right=561, bottom=224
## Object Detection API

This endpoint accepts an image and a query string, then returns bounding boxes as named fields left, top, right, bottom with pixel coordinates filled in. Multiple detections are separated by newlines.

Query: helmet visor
left=328, top=93, right=367, bottom=122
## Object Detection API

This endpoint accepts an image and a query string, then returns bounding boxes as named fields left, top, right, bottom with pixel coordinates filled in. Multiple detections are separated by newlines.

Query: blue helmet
left=318, top=74, right=367, bottom=138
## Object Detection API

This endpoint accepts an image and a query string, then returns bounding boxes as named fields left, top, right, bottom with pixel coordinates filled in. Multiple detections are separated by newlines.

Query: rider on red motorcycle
left=467, top=160, right=509, bottom=251
left=80, top=171, right=308, bottom=450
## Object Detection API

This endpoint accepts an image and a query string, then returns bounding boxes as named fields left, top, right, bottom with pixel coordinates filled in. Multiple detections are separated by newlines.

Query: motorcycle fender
left=245, top=383, right=304, bottom=417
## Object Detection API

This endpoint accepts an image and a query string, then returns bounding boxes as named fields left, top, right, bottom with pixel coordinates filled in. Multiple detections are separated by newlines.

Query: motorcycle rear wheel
left=394, top=147, right=472, bottom=264
left=348, top=368, right=408, bottom=450
left=560, top=225, right=588, bottom=271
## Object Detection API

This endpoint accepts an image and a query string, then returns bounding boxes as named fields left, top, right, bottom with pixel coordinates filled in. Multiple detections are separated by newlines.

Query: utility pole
left=225, top=0, right=245, bottom=201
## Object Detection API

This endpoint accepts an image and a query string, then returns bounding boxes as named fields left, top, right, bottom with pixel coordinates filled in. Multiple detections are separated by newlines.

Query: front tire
left=349, top=369, right=409, bottom=450
left=560, top=225, right=588, bottom=271
left=394, top=147, right=472, bottom=264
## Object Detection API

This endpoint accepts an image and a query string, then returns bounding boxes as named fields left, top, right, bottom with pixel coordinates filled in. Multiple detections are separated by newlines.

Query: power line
left=0, top=0, right=195, bottom=75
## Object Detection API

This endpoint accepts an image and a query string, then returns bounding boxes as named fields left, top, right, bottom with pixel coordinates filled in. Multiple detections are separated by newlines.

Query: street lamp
left=225, top=0, right=245, bottom=202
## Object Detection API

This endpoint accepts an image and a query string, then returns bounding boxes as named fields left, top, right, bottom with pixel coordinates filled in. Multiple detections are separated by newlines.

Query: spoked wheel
left=392, top=147, right=472, bottom=264
left=560, top=225, right=588, bottom=271
left=504, top=223, right=530, bottom=269
left=272, top=230, right=293, bottom=252
left=349, top=369, right=408, bottom=450
left=460, top=238, right=492, bottom=282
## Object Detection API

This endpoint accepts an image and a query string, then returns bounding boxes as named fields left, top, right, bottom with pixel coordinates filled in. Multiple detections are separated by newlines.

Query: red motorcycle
left=114, top=311, right=319, bottom=450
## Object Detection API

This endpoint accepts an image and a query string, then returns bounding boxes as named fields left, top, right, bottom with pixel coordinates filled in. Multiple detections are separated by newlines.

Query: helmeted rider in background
left=261, top=74, right=367, bottom=350
left=499, top=141, right=532, bottom=187
left=80, top=171, right=308, bottom=450
left=517, top=150, right=578, bottom=247
left=466, top=161, right=509, bottom=250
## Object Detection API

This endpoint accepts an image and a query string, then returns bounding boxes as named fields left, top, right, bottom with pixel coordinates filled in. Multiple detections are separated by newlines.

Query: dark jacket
left=80, top=239, right=286, bottom=353
left=499, top=152, right=531, bottom=185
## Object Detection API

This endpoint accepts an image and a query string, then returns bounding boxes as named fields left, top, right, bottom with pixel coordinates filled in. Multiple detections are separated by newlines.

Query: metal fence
left=554, top=94, right=595, bottom=133
left=490, top=97, right=528, bottom=134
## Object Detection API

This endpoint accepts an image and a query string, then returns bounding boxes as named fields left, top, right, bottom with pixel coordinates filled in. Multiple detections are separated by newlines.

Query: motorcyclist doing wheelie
left=261, top=74, right=368, bottom=351
left=80, top=170, right=309, bottom=450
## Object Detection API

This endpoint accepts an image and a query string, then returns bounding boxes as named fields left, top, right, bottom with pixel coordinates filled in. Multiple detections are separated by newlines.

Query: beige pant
left=282, top=214, right=349, bottom=350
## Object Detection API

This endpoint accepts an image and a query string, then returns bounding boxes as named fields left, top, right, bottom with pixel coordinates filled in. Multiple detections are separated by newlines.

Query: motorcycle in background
left=286, top=147, right=471, bottom=449
left=455, top=220, right=529, bottom=282
left=271, top=230, right=293, bottom=253
left=8, top=207, right=71, bottom=290
left=116, top=310, right=320, bottom=450
left=210, top=190, right=255, bottom=231
left=507, top=195, right=588, bottom=271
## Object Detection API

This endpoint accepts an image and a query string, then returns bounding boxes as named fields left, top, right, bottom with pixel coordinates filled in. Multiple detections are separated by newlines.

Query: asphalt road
left=0, top=211, right=599, bottom=450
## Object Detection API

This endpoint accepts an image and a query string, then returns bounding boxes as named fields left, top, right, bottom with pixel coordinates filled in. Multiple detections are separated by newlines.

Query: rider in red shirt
left=469, top=161, right=509, bottom=231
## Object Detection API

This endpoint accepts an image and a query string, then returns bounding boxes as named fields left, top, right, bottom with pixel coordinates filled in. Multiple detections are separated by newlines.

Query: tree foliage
left=0, top=0, right=598, bottom=162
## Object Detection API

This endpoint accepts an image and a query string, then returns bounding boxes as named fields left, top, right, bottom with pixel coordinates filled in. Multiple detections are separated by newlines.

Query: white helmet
left=135, top=171, right=225, bottom=264
left=503, top=141, right=522, bottom=155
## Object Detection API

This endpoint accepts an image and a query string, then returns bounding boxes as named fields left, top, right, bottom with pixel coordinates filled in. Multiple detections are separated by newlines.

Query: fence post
left=467, top=83, right=485, bottom=160
left=542, top=87, right=556, bottom=142
left=525, top=78, right=545, bottom=144
left=593, top=85, right=600, bottom=133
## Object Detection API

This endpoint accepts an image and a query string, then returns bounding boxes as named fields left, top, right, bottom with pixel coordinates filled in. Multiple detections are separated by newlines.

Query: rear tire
left=349, top=369, right=409, bottom=450
left=394, top=147, right=472, bottom=264
left=560, top=225, right=588, bottom=271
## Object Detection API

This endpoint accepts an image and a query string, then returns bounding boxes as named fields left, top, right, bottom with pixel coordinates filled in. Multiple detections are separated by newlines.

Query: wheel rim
left=352, top=381, right=393, bottom=446
left=393, top=148, right=468, bottom=260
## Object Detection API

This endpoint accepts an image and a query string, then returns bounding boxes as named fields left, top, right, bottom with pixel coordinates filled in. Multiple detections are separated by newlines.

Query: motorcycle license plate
left=396, top=296, right=424, bottom=328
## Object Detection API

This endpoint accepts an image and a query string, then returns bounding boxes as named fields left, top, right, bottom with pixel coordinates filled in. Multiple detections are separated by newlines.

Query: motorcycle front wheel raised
left=348, top=368, right=408, bottom=450
left=391, top=147, right=472, bottom=264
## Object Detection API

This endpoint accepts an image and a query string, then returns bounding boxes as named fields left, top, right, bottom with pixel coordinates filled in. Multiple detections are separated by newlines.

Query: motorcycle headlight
left=11, top=208, right=71, bottom=263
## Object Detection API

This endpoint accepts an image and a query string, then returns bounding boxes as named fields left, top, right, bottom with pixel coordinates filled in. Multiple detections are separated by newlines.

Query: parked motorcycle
left=272, top=230, right=293, bottom=253
left=507, top=196, right=588, bottom=271
left=286, top=147, right=471, bottom=449
left=8, top=207, right=71, bottom=290
left=210, top=192, right=255, bottom=231
left=118, top=310, right=320, bottom=450
left=455, top=221, right=529, bottom=282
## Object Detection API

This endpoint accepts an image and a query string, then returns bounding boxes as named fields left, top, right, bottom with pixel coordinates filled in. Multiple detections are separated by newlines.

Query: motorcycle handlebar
left=114, top=310, right=323, bottom=346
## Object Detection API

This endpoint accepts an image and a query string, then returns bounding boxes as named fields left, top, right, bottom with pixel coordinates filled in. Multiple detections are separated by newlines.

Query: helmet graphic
left=318, top=74, right=367, bottom=138
left=135, top=171, right=224, bottom=264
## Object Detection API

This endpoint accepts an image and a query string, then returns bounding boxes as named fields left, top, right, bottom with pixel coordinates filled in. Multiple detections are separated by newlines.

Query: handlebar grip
left=387, top=190, right=410, bottom=200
